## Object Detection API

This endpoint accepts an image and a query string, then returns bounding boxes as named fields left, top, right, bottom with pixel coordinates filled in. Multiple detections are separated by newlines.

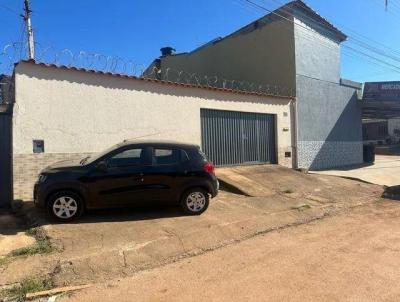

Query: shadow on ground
left=1, top=201, right=187, bottom=235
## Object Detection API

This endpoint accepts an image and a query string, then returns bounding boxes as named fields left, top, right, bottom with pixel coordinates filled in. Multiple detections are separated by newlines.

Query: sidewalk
left=310, top=155, right=400, bottom=187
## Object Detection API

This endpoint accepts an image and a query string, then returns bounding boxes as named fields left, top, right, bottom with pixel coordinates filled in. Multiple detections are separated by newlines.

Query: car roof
left=120, top=139, right=199, bottom=149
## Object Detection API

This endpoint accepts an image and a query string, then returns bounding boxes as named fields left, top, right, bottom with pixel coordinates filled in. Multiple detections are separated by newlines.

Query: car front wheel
left=180, top=188, right=209, bottom=215
left=47, top=191, right=83, bottom=221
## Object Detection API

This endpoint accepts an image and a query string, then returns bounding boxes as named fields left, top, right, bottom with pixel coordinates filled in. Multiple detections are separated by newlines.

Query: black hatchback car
left=34, top=140, right=219, bottom=221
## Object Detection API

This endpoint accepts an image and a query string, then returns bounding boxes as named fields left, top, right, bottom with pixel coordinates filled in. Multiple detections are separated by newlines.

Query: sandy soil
left=62, top=200, right=400, bottom=302
left=0, top=232, right=35, bottom=257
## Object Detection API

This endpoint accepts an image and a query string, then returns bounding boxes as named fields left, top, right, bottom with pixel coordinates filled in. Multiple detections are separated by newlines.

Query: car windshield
left=80, top=144, right=121, bottom=165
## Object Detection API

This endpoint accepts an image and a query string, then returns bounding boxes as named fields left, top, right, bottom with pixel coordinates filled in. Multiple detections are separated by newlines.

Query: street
left=61, top=200, right=400, bottom=302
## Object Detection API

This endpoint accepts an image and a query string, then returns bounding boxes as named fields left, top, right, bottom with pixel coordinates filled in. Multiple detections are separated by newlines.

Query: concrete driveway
left=311, top=155, right=400, bottom=187
left=1, top=165, right=383, bottom=290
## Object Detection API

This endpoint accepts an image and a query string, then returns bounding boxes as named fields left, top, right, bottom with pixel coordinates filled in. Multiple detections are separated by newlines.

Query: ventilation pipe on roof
left=160, top=47, right=176, bottom=56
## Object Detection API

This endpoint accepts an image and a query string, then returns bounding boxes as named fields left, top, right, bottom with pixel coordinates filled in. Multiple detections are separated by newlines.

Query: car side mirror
left=96, top=161, right=108, bottom=172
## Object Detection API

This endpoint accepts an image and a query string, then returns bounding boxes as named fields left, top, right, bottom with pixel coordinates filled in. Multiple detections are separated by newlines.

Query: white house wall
left=13, top=62, right=293, bottom=200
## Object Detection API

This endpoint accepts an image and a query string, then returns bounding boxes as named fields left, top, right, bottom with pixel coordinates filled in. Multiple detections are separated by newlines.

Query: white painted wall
left=13, top=62, right=293, bottom=166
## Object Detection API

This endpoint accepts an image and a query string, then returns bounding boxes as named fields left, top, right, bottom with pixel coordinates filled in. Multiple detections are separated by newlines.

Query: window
left=153, top=148, right=184, bottom=165
left=108, top=148, right=144, bottom=167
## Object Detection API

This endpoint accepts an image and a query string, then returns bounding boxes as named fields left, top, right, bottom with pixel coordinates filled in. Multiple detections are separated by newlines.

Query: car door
left=86, top=146, right=150, bottom=207
left=144, top=147, right=189, bottom=203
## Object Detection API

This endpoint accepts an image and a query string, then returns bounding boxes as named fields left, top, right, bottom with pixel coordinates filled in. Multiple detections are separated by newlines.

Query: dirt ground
left=0, top=165, right=385, bottom=301
left=62, top=200, right=400, bottom=302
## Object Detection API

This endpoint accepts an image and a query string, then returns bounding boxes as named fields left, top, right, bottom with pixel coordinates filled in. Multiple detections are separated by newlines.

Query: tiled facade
left=13, top=153, right=92, bottom=201
left=297, top=141, right=363, bottom=171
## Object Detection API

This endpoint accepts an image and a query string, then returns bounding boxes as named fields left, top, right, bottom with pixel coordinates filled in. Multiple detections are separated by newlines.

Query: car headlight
left=38, top=174, right=47, bottom=183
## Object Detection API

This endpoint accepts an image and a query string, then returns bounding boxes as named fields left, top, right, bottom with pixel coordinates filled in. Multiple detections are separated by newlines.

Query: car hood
left=42, top=159, right=82, bottom=172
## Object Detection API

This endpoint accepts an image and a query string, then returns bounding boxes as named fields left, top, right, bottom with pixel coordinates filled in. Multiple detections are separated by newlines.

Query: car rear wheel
left=180, top=188, right=209, bottom=215
left=47, top=191, right=83, bottom=221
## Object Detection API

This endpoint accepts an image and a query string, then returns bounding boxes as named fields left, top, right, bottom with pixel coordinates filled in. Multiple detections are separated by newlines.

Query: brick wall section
left=13, top=153, right=92, bottom=201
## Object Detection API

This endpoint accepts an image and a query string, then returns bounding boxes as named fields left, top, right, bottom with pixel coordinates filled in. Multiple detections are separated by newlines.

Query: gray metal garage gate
left=200, top=109, right=277, bottom=166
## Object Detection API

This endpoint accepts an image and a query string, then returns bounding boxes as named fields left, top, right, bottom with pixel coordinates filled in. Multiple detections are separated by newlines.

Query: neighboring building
left=0, top=75, right=12, bottom=104
left=145, top=0, right=363, bottom=170
left=388, top=118, right=400, bottom=143
left=0, top=75, right=13, bottom=209
left=8, top=60, right=294, bottom=201
left=362, top=119, right=388, bottom=144
left=362, top=81, right=400, bottom=145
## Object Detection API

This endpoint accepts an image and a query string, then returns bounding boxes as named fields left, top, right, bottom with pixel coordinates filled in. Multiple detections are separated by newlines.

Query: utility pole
left=23, top=0, right=35, bottom=60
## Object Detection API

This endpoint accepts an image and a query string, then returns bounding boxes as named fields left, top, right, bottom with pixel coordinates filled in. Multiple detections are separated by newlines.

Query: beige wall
left=13, top=62, right=293, bottom=200
left=157, top=17, right=296, bottom=94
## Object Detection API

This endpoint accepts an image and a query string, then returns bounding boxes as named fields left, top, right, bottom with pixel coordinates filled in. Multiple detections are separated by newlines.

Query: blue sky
left=0, top=0, right=399, bottom=82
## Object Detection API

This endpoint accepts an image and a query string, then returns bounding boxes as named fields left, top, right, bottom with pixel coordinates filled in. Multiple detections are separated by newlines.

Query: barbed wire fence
left=0, top=42, right=295, bottom=99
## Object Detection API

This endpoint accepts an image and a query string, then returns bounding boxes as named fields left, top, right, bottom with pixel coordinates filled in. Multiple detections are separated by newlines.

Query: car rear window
left=153, top=148, right=187, bottom=165
left=197, top=148, right=209, bottom=161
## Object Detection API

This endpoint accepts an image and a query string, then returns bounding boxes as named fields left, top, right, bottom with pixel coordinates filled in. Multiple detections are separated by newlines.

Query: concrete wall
left=293, top=17, right=341, bottom=83
left=155, top=16, right=296, bottom=94
left=292, top=14, right=362, bottom=170
left=296, top=75, right=363, bottom=170
left=13, top=62, right=293, bottom=200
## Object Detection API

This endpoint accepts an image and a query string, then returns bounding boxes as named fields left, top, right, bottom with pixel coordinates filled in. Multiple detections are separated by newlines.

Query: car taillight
left=203, top=162, right=215, bottom=174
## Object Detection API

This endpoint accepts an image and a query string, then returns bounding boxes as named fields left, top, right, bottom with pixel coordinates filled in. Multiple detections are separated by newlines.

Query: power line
left=239, top=0, right=400, bottom=77
left=273, top=0, right=400, bottom=59
left=238, top=0, right=400, bottom=75
left=238, top=0, right=400, bottom=76
left=368, top=0, right=400, bottom=17
left=337, top=26, right=400, bottom=59
left=284, top=0, right=400, bottom=65
left=232, top=0, right=261, bottom=16
left=342, top=49, right=400, bottom=75
left=288, top=0, right=400, bottom=58
left=0, top=2, right=20, bottom=15
left=18, top=18, right=26, bottom=59
left=389, top=0, right=400, bottom=10
left=343, top=45, right=400, bottom=73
